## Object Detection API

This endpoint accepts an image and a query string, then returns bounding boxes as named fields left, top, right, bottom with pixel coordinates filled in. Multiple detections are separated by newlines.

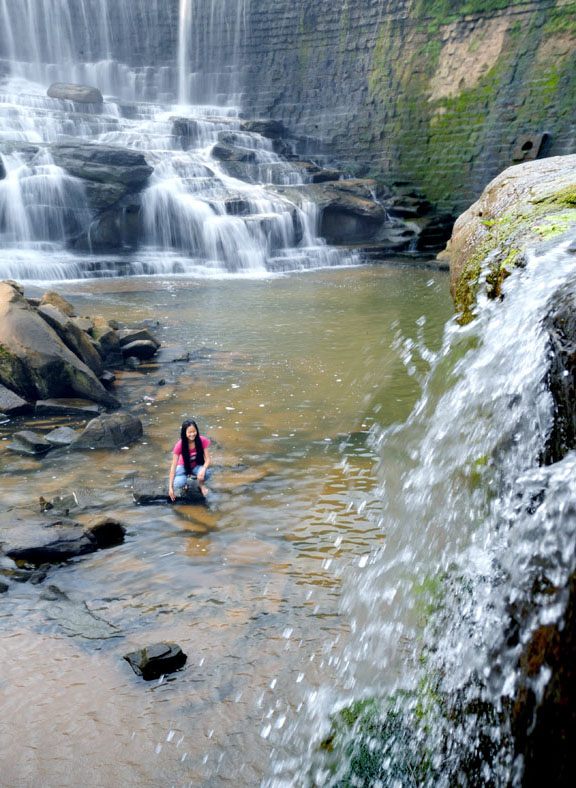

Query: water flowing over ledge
left=264, top=238, right=576, bottom=786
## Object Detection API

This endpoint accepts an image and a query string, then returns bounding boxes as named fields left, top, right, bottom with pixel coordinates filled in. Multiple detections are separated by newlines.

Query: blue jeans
left=174, top=466, right=212, bottom=489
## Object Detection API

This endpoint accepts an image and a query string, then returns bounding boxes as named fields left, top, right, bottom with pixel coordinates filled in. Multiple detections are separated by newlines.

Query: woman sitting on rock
left=169, top=419, right=211, bottom=500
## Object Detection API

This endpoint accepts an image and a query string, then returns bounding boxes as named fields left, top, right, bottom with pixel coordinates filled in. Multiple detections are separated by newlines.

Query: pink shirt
left=173, top=435, right=211, bottom=467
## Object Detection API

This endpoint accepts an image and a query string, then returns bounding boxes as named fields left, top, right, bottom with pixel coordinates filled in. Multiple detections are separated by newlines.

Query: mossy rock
left=440, top=155, right=576, bottom=324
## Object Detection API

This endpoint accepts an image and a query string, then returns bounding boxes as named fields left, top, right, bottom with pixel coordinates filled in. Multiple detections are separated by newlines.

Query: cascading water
left=0, top=0, right=356, bottom=280
left=264, top=240, right=576, bottom=787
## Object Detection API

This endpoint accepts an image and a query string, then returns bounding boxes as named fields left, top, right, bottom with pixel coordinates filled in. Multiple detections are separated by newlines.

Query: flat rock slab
left=40, top=585, right=120, bottom=639
left=132, top=476, right=204, bottom=505
left=124, top=642, right=187, bottom=680
left=45, top=426, right=80, bottom=447
left=8, top=430, right=52, bottom=455
left=1, top=513, right=126, bottom=564
left=4, top=528, right=98, bottom=564
left=153, top=346, right=190, bottom=363
left=35, top=398, right=101, bottom=417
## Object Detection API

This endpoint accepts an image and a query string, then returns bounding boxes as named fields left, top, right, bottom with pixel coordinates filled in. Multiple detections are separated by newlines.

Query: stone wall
left=239, top=0, right=576, bottom=214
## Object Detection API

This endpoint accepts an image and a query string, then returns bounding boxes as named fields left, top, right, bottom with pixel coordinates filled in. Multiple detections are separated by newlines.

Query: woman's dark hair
left=180, top=419, right=205, bottom=475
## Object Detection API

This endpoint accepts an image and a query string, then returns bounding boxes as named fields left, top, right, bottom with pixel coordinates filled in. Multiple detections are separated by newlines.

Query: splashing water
left=264, top=240, right=576, bottom=787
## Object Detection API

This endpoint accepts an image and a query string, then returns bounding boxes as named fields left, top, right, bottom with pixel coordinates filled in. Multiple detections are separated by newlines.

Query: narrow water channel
left=0, top=265, right=452, bottom=788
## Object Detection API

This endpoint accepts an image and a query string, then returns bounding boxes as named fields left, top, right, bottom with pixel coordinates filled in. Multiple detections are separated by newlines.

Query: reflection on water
left=0, top=266, right=451, bottom=787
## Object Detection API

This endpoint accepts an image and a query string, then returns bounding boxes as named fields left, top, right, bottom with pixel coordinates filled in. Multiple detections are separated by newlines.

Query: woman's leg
left=173, top=467, right=187, bottom=490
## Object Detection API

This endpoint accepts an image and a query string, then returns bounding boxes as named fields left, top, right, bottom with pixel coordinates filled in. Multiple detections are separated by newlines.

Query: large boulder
left=0, top=281, right=119, bottom=408
left=440, top=155, right=576, bottom=323
left=47, top=82, right=104, bottom=104
left=273, top=179, right=386, bottom=244
left=50, top=143, right=153, bottom=188
left=71, top=412, right=143, bottom=450
left=37, top=303, right=103, bottom=376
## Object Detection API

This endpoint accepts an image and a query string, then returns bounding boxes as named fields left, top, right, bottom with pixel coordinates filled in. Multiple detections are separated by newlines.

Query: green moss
left=453, top=191, right=576, bottom=322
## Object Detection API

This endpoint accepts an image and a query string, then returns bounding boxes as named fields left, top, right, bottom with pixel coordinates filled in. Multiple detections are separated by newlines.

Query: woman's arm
left=197, top=448, right=211, bottom=482
left=168, top=453, right=179, bottom=501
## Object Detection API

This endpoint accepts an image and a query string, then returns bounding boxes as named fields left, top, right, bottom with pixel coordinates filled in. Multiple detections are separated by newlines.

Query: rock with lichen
left=439, top=155, right=576, bottom=324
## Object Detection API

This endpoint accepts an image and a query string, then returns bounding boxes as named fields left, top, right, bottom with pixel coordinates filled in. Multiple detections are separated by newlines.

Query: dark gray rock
left=50, top=142, right=153, bottom=189
left=212, top=142, right=257, bottom=163
left=120, top=340, right=158, bottom=360
left=240, top=119, right=285, bottom=138
left=0, top=383, right=31, bottom=415
left=84, top=516, right=126, bottom=548
left=133, top=476, right=203, bottom=505
left=118, top=328, right=160, bottom=348
left=0, top=581, right=8, bottom=593
left=44, top=426, right=80, bottom=447
left=8, top=430, right=53, bottom=455
left=5, top=528, right=97, bottom=564
left=123, top=642, right=187, bottom=680
left=47, top=83, right=104, bottom=104
left=71, top=412, right=143, bottom=450
left=35, top=398, right=101, bottom=417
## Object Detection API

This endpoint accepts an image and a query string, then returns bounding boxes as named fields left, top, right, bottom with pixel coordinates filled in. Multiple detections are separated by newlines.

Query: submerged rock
left=40, top=585, right=120, bottom=639
left=123, top=642, right=187, bottom=680
left=132, top=476, right=204, bottom=505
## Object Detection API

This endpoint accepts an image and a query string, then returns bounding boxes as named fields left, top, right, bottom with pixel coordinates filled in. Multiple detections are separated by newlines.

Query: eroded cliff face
left=239, top=0, right=576, bottom=214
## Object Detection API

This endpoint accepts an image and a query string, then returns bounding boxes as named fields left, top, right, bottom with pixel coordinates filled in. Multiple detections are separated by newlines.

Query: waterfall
left=0, top=0, right=176, bottom=102
left=264, top=239, right=576, bottom=786
left=0, top=0, right=358, bottom=280
left=177, top=0, right=250, bottom=106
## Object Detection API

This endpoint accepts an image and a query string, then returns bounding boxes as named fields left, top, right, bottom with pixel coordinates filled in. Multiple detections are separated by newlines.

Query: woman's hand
left=169, top=485, right=175, bottom=502
left=197, top=467, right=206, bottom=482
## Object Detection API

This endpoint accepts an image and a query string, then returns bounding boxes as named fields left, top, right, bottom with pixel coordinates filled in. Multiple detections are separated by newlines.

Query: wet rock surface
left=71, top=412, right=143, bottom=450
left=40, top=585, right=121, bottom=639
left=47, top=82, right=104, bottom=104
left=123, top=643, right=187, bottom=680
left=133, top=476, right=204, bottom=505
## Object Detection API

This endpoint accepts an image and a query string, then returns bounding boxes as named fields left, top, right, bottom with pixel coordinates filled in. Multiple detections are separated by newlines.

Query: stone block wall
left=239, top=0, right=576, bottom=214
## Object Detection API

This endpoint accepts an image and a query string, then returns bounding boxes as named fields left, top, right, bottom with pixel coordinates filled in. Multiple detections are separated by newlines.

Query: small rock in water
left=0, top=581, right=9, bottom=594
left=84, top=516, right=126, bottom=548
left=44, top=426, right=80, bottom=447
left=123, top=643, right=187, bottom=680
left=0, top=384, right=31, bottom=416
left=8, top=430, right=52, bottom=455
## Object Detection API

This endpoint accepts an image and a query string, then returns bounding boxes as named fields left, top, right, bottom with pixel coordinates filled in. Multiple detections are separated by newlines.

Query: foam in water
left=263, top=240, right=576, bottom=786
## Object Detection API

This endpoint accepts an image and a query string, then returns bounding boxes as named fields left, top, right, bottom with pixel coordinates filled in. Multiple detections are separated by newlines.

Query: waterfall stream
left=263, top=242, right=576, bottom=786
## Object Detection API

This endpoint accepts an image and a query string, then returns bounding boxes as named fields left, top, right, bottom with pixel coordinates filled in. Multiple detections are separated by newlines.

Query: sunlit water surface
left=0, top=265, right=451, bottom=788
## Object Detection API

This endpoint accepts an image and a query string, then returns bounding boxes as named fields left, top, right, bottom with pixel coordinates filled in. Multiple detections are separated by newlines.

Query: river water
left=0, top=265, right=452, bottom=788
